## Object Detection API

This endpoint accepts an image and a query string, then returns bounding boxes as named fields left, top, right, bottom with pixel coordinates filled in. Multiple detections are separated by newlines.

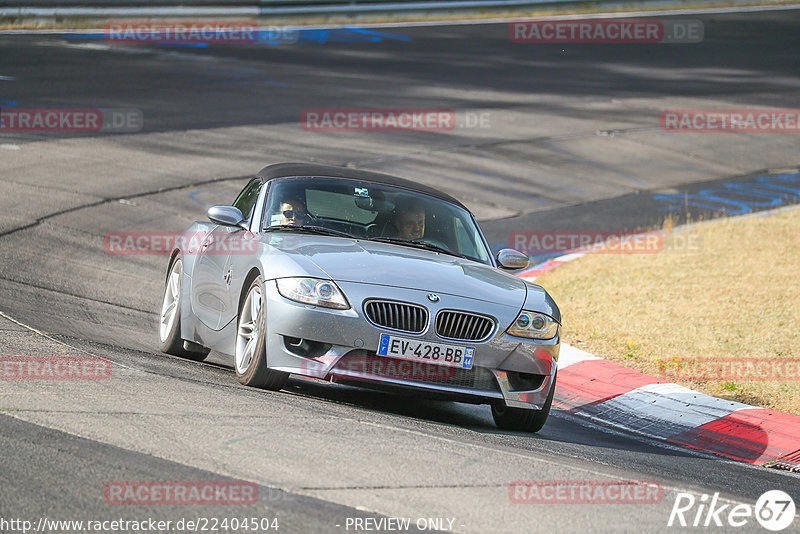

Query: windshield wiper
left=368, top=237, right=467, bottom=259
left=264, top=225, right=359, bottom=239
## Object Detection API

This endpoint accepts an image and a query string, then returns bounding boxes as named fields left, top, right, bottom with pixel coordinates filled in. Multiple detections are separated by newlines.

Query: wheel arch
left=165, top=249, right=181, bottom=282
left=238, top=267, right=264, bottom=314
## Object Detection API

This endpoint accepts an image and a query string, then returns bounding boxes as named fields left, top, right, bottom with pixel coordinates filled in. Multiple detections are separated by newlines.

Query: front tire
left=235, top=276, right=289, bottom=390
left=158, top=257, right=210, bottom=361
left=491, top=373, right=556, bottom=433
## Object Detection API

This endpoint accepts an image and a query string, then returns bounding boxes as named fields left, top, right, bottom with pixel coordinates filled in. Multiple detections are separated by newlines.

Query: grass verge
left=536, top=206, right=800, bottom=415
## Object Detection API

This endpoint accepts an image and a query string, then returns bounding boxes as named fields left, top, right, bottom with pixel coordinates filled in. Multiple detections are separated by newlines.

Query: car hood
left=261, top=234, right=527, bottom=308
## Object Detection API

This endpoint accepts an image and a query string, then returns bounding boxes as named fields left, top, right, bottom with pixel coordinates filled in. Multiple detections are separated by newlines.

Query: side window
left=232, top=178, right=262, bottom=222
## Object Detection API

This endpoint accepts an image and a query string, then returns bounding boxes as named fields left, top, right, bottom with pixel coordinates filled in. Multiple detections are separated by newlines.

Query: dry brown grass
left=537, top=206, right=800, bottom=414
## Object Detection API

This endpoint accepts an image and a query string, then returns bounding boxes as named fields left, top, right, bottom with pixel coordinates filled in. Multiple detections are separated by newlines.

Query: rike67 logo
left=668, top=490, right=795, bottom=531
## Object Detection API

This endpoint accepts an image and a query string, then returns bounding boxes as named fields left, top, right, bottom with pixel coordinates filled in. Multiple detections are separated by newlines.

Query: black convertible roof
left=255, top=162, right=467, bottom=210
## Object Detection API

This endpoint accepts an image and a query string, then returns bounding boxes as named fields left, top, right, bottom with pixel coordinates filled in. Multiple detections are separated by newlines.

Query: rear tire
left=157, top=257, right=210, bottom=361
left=491, top=373, right=556, bottom=433
left=235, top=276, right=289, bottom=391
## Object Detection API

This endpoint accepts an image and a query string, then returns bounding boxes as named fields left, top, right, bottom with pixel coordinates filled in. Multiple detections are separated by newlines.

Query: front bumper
left=263, top=279, right=559, bottom=410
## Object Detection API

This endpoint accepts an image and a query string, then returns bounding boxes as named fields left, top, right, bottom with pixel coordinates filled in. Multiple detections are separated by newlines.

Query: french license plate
left=377, top=333, right=474, bottom=370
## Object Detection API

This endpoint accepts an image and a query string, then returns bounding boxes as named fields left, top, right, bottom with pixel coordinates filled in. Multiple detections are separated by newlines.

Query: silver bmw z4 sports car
left=158, top=163, right=561, bottom=432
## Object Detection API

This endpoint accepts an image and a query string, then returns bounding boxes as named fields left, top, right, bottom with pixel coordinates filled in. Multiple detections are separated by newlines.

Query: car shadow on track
left=201, top=353, right=708, bottom=460
left=280, top=375, right=709, bottom=461
left=284, top=375, right=499, bottom=429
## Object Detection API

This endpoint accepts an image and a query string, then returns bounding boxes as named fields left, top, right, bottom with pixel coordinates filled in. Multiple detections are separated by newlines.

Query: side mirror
left=208, top=205, right=245, bottom=228
left=496, top=248, right=530, bottom=270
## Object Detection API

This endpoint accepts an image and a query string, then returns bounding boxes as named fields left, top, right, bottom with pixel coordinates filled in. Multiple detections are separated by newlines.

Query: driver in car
left=274, top=197, right=309, bottom=227
left=392, top=197, right=425, bottom=240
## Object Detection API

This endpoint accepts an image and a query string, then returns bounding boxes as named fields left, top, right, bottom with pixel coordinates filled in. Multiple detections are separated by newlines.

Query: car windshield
left=263, top=176, right=492, bottom=264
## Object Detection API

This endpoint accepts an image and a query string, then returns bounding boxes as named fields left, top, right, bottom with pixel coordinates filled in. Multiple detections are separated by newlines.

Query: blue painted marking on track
left=63, top=33, right=104, bottom=39
left=63, top=27, right=411, bottom=46
left=296, top=29, right=362, bottom=44
left=293, top=28, right=410, bottom=44
left=153, top=42, right=210, bottom=48
left=0, top=100, right=19, bottom=128
left=189, top=190, right=210, bottom=207
left=340, top=27, right=413, bottom=42
left=653, top=171, right=800, bottom=215
left=189, top=190, right=232, bottom=207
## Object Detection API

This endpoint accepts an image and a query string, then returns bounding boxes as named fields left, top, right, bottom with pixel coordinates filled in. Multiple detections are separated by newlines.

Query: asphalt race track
left=1, top=8, right=799, bottom=533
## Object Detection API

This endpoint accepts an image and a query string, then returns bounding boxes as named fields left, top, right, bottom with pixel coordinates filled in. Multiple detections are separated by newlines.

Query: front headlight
left=276, top=277, right=349, bottom=309
left=506, top=311, right=559, bottom=340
